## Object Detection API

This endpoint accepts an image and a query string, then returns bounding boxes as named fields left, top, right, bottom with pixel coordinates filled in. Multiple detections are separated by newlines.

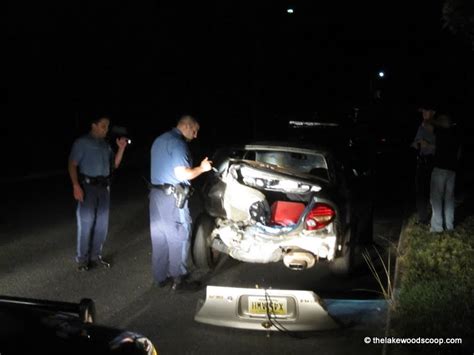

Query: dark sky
left=6, top=0, right=474, bottom=174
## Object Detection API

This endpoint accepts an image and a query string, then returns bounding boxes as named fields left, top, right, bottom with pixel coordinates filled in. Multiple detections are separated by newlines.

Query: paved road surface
left=0, top=154, right=407, bottom=354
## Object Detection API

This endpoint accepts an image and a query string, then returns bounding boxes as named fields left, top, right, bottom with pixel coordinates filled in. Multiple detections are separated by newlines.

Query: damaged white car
left=192, top=142, right=373, bottom=275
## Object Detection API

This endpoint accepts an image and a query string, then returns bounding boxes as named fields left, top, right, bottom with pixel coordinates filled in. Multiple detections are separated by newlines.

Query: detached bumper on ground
left=194, top=285, right=339, bottom=331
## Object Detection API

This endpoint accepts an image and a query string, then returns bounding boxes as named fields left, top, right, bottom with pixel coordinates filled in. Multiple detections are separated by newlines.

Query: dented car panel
left=194, top=143, right=371, bottom=273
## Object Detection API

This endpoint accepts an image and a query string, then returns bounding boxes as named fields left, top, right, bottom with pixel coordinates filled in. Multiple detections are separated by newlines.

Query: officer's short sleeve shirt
left=150, top=128, right=192, bottom=185
left=69, top=134, right=113, bottom=177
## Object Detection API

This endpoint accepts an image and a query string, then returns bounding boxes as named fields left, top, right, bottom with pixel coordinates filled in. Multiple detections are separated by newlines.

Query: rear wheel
left=192, top=214, right=221, bottom=270
left=357, top=211, right=374, bottom=245
left=330, top=227, right=354, bottom=276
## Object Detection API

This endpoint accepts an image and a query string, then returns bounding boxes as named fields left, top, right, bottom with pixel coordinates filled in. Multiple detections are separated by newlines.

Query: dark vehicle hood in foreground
left=0, top=296, right=156, bottom=355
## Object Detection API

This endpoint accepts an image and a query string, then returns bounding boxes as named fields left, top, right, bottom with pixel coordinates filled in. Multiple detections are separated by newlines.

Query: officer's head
left=90, top=117, right=110, bottom=139
left=418, top=102, right=436, bottom=121
left=177, top=115, right=200, bottom=142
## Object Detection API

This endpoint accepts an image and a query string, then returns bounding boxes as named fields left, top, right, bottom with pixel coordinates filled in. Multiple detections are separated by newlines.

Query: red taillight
left=305, top=204, right=336, bottom=230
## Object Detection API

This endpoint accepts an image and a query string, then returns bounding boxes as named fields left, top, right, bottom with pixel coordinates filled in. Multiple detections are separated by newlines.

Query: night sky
left=6, top=0, right=474, bottom=177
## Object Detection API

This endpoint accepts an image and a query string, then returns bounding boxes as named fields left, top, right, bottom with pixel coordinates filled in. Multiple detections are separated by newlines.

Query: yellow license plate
left=248, top=296, right=288, bottom=316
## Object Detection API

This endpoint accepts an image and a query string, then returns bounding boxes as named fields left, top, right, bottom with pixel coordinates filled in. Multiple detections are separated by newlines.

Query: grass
left=388, top=215, right=474, bottom=354
left=361, top=245, right=395, bottom=307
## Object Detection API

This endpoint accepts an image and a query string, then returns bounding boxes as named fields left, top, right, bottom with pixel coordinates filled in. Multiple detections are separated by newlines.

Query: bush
left=394, top=279, right=474, bottom=338
left=401, top=231, right=474, bottom=287
left=392, top=216, right=474, bottom=351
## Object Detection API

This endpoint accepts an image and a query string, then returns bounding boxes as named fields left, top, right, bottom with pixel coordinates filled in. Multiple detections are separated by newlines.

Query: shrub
left=392, top=216, right=474, bottom=351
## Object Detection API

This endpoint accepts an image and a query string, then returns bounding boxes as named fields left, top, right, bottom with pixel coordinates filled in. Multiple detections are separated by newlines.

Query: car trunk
left=210, top=160, right=330, bottom=228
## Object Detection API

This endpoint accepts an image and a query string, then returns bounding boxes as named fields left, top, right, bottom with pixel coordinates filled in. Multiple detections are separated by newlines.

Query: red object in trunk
left=270, top=201, right=306, bottom=226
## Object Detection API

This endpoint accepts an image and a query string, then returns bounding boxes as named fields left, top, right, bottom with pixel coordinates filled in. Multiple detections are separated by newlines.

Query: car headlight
left=136, top=337, right=158, bottom=355
left=110, top=332, right=158, bottom=355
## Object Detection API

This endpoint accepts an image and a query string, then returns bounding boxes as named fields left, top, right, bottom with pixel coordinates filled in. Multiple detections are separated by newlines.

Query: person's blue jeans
left=430, top=167, right=456, bottom=232
left=76, top=184, right=110, bottom=264
left=149, top=188, right=192, bottom=283
left=415, top=157, right=434, bottom=223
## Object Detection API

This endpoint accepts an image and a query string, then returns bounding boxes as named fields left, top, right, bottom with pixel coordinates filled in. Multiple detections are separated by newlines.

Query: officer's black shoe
left=156, top=277, right=172, bottom=288
left=77, top=263, right=89, bottom=272
left=97, top=257, right=111, bottom=268
left=171, top=279, right=202, bottom=292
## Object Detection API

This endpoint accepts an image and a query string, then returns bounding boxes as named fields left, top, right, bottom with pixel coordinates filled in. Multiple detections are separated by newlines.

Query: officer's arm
left=68, top=160, right=84, bottom=202
left=174, top=157, right=213, bottom=181
left=114, top=137, right=128, bottom=169
left=68, top=160, right=80, bottom=187
left=411, top=126, right=422, bottom=149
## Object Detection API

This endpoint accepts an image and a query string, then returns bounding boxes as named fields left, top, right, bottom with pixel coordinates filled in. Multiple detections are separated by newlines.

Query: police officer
left=412, top=105, right=436, bottom=225
left=149, top=115, right=212, bottom=290
left=68, top=116, right=128, bottom=271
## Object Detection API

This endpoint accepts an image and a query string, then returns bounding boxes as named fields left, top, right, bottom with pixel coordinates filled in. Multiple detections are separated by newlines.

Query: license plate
left=248, top=296, right=288, bottom=316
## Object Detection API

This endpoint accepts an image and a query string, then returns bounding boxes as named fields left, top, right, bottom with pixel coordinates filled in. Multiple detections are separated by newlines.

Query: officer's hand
left=116, top=137, right=129, bottom=149
left=73, top=184, right=84, bottom=202
left=200, top=157, right=213, bottom=172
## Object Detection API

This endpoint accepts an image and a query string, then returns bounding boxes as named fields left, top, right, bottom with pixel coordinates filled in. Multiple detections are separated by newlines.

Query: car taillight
left=305, top=204, right=335, bottom=230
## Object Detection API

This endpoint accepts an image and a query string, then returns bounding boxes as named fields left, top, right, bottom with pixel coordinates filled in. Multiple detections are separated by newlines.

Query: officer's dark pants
left=76, top=184, right=110, bottom=264
left=415, top=157, right=433, bottom=224
left=149, top=188, right=192, bottom=283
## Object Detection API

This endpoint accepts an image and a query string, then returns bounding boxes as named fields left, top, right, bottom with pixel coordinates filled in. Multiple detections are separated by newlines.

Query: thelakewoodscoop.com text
left=364, top=336, right=462, bottom=346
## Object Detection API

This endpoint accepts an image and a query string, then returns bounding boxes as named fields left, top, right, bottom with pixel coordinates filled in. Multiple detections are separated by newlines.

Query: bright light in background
left=287, top=8, right=294, bottom=14
left=378, top=71, right=385, bottom=78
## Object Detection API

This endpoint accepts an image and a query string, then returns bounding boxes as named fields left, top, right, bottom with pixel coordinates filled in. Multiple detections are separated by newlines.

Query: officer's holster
left=151, top=183, right=193, bottom=209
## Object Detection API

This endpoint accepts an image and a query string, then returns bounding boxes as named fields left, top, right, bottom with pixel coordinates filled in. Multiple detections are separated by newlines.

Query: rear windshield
left=244, top=150, right=328, bottom=179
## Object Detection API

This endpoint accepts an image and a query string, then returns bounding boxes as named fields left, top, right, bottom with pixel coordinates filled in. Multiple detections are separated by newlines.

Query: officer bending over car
left=68, top=115, right=128, bottom=271
left=149, top=115, right=212, bottom=291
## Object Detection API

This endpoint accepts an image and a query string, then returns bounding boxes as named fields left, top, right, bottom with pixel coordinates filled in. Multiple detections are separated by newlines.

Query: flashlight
left=127, top=139, right=132, bottom=144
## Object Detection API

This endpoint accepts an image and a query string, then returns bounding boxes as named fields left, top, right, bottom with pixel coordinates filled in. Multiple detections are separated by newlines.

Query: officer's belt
left=151, top=183, right=175, bottom=195
left=417, top=155, right=434, bottom=165
left=81, top=175, right=111, bottom=186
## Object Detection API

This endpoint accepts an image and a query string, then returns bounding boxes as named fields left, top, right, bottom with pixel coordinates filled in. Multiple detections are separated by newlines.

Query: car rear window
left=245, top=150, right=328, bottom=179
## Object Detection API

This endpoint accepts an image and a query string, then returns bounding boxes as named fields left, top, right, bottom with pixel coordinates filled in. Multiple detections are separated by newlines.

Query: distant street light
left=287, top=8, right=294, bottom=14
left=369, top=70, right=386, bottom=101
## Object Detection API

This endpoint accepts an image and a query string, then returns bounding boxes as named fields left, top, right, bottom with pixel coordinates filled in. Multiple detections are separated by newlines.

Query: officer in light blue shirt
left=149, top=115, right=212, bottom=290
left=70, top=135, right=113, bottom=177
left=150, top=128, right=193, bottom=186
left=68, top=116, right=128, bottom=271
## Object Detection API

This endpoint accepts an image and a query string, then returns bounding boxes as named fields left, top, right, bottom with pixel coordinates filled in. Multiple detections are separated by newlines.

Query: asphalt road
left=0, top=153, right=408, bottom=355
